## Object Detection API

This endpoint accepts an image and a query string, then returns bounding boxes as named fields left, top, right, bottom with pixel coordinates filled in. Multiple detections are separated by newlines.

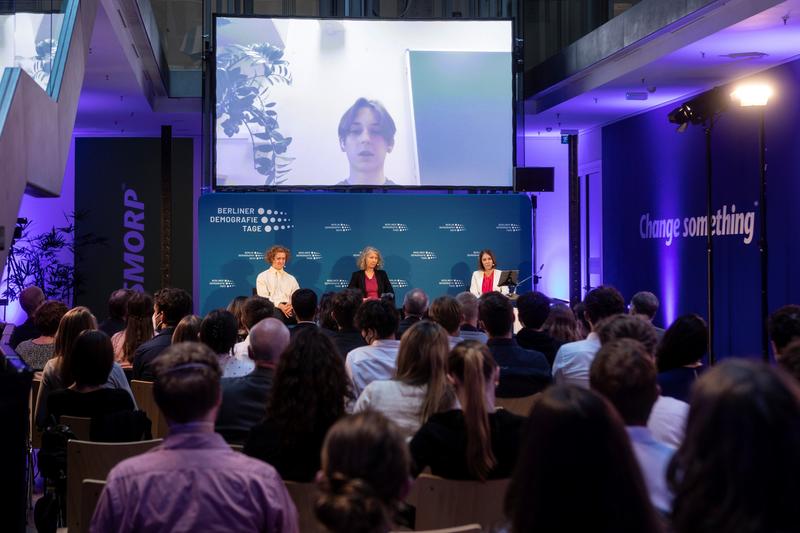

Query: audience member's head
left=153, top=341, right=222, bottom=424
left=32, top=300, right=68, bottom=338
left=55, top=306, right=98, bottom=385
left=291, top=288, right=318, bottom=322
left=455, top=292, right=480, bottom=327
left=71, top=330, right=115, bottom=387
left=478, top=292, right=514, bottom=338
left=19, top=285, right=45, bottom=317
left=542, top=303, right=581, bottom=343
left=227, top=295, right=248, bottom=333
left=668, top=359, right=800, bottom=533
left=428, top=296, right=462, bottom=336
left=248, top=318, right=290, bottom=365
left=396, top=321, right=452, bottom=422
left=769, top=304, right=800, bottom=357
left=597, top=314, right=659, bottom=356
left=318, top=291, right=338, bottom=330
left=778, top=339, right=800, bottom=383
left=583, top=286, right=626, bottom=330
left=268, top=328, right=351, bottom=440
left=402, top=288, right=429, bottom=318
left=153, top=288, right=193, bottom=329
left=655, top=313, right=707, bottom=372
left=332, top=289, right=363, bottom=332
left=505, top=385, right=661, bottom=533
left=355, top=299, right=399, bottom=342
left=573, top=302, right=591, bottom=339
left=590, top=339, right=659, bottom=426
left=172, top=314, right=202, bottom=344
left=517, top=291, right=551, bottom=330
left=240, top=296, right=276, bottom=331
left=316, top=411, right=410, bottom=533
left=199, top=310, right=238, bottom=355
left=447, top=341, right=499, bottom=481
left=106, top=289, right=132, bottom=322
left=629, top=291, right=659, bottom=321
left=122, top=291, right=154, bottom=364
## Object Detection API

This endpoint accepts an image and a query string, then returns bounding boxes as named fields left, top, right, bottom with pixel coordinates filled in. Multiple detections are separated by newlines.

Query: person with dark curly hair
left=15, top=300, right=67, bottom=370
left=668, top=359, right=800, bottom=533
left=245, top=327, right=352, bottom=481
left=346, top=299, right=400, bottom=397
left=132, top=287, right=192, bottom=381
left=325, top=289, right=367, bottom=358
left=200, top=309, right=243, bottom=378
left=315, top=411, right=411, bottom=533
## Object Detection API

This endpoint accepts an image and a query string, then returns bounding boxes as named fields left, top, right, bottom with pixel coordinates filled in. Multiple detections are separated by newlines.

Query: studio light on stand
left=731, top=82, right=772, bottom=362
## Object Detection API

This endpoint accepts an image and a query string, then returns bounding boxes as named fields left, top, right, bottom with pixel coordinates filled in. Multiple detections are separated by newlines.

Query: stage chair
left=67, top=438, right=162, bottom=532
left=80, top=479, right=106, bottom=533
left=60, top=415, right=91, bottom=441
left=284, top=481, right=327, bottom=533
left=131, top=380, right=169, bottom=438
left=495, top=393, right=540, bottom=417
left=407, top=474, right=510, bottom=531
left=395, top=525, right=481, bottom=533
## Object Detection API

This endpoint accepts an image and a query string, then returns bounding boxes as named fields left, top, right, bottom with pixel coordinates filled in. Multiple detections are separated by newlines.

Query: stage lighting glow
left=731, top=83, right=772, bottom=107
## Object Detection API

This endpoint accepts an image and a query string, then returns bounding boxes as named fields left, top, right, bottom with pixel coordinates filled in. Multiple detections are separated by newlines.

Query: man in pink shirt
left=90, top=342, right=299, bottom=533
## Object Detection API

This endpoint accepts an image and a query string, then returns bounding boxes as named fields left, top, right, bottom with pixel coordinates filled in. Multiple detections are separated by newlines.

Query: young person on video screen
left=336, top=98, right=397, bottom=186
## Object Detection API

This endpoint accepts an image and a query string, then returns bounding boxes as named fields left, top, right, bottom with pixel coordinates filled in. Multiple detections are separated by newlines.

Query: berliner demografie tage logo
left=208, top=205, right=294, bottom=233
left=438, top=279, right=465, bottom=289
left=382, top=223, right=408, bottom=232
left=438, top=223, right=465, bottom=232
left=496, top=223, right=521, bottom=232
left=410, top=250, right=438, bottom=260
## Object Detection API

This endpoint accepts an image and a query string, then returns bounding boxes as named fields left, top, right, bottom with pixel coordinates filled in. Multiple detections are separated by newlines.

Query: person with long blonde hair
left=354, top=321, right=453, bottom=439
left=410, top=340, right=526, bottom=480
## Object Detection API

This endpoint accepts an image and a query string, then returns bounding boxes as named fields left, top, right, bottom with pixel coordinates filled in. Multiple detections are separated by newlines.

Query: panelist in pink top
left=469, top=249, right=510, bottom=297
left=348, top=246, right=394, bottom=300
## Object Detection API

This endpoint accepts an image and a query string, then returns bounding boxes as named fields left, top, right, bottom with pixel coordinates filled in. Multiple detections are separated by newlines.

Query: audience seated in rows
left=515, top=291, right=562, bottom=366
left=480, top=291, right=550, bottom=397
left=172, top=314, right=201, bottom=343
left=201, top=309, right=248, bottom=377
left=428, top=295, right=464, bottom=348
left=90, top=341, right=299, bottom=532
left=132, top=288, right=192, bottom=381
left=111, top=291, right=153, bottom=369
left=552, top=285, right=626, bottom=388
left=768, top=304, right=800, bottom=360
left=397, top=288, right=428, bottom=337
left=346, top=299, right=401, bottom=397
left=504, top=385, right=663, bottom=533
left=654, top=313, right=707, bottom=402
left=325, top=288, right=367, bottom=357
left=227, top=295, right=249, bottom=343
left=231, top=296, right=276, bottom=364
left=245, top=328, right=352, bottom=481
left=315, top=411, right=410, bottom=533
left=37, top=306, right=133, bottom=428
left=455, top=291, right=488, bottom=344
left=98, top=289, right=131, bottom=339
left=410, top=341, right=525, bottom=480
left=354, top=320, right=453, bottom=439
left=14, top=300, right=67, bottom=370
left=290, top=288, right=319, bottom=338
left=591, top=338, right=675, bottom=513
left=541, top=303, right=581, bottom=344
left=9, top=285, right=45, bottom=349
left=629, top=290, right=665, bottom=339
left=217, top=317, right=290, bottom=444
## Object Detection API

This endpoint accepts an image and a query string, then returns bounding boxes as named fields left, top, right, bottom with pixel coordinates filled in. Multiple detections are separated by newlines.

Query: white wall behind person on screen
left=214, top=18, right=510, bottom=187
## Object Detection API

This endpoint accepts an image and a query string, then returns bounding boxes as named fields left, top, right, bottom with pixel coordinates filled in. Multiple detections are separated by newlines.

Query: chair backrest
left=80, top=479, right=106, bottom=533
left=399, top=526, right=482, bottom=533
left=67, top=438, right=162, bottom=532
left=409, top=474, right=510, bottom=531
left=495, top=393, right=540, bottom=417
left=284, top=481, right=327, bottom=533
left=60, top=415, right=91, bottom=441
left=31, top=376, right=42, bottom=448
left=130, top=380, right=169, bottom=438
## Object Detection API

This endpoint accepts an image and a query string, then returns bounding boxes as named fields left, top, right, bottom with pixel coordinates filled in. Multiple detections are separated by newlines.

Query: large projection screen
left=214, top=17, right=513, bottom=188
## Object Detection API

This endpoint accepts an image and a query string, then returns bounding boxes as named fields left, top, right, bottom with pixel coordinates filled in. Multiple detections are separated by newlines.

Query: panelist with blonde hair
left=256, top=244, right=300, bottom=320
left=348, top=246, right=394, bottom=300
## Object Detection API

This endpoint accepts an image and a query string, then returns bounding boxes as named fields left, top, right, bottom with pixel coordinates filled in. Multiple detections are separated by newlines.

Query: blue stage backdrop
left=199, top=193, right=532, bottom=315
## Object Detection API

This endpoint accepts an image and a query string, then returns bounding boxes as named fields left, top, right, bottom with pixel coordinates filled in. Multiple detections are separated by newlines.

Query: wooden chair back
left=495, top=393, right=540, bottom=417
left=67, top=439, right=161, bottom=532
left=31, top=376, right=42, bottom=448
left=284, top=481, right=326, bottom=533
left=408, top=474, right=510, bottom=531
left=60, top=415, right=91, bottom=441
left=131, top=380, right=169, bottom=438
left=80, top=479, right=106, bottom=533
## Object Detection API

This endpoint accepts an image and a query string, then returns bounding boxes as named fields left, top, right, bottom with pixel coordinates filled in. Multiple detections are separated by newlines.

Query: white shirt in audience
left=219, top=350, right=255, bottom=378
left=345, top=339, right=402, bottom=398
left=459, top=329, right=488, bottom=344
left=551, top=332, right=601, bottom=389
left=255, top=267, right=300, bottom=305
left=448, top=335, right=464, bottom=349
left=354, top=380, right=427, bottom=440
left=647, top=395, right=689, bottom=447
left=626, top=426, right=675, bottom=513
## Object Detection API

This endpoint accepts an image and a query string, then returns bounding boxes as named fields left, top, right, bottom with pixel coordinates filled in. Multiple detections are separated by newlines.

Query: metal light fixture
left=730, top=83, right=773, bottom=107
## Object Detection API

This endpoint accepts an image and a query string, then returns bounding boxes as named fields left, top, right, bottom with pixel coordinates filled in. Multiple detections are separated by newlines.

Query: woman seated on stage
left=469, top=249, right=510, bottom=297
left=336, top=97, right=397, bottom=186
left=348, top=246, right=394, bottom=300
left=256, top=245, right=300, bottom=321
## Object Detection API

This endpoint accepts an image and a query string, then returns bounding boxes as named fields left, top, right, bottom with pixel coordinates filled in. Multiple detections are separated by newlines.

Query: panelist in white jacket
left=256, top=245, right=300, bottom=321
left=469, top=249, right=509, bottom=297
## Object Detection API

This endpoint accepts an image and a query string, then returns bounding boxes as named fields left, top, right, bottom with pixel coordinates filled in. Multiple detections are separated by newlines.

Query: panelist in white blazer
left=469, top=249, right=509, bottom=297
left=256, top=245, right=300, bottom=320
